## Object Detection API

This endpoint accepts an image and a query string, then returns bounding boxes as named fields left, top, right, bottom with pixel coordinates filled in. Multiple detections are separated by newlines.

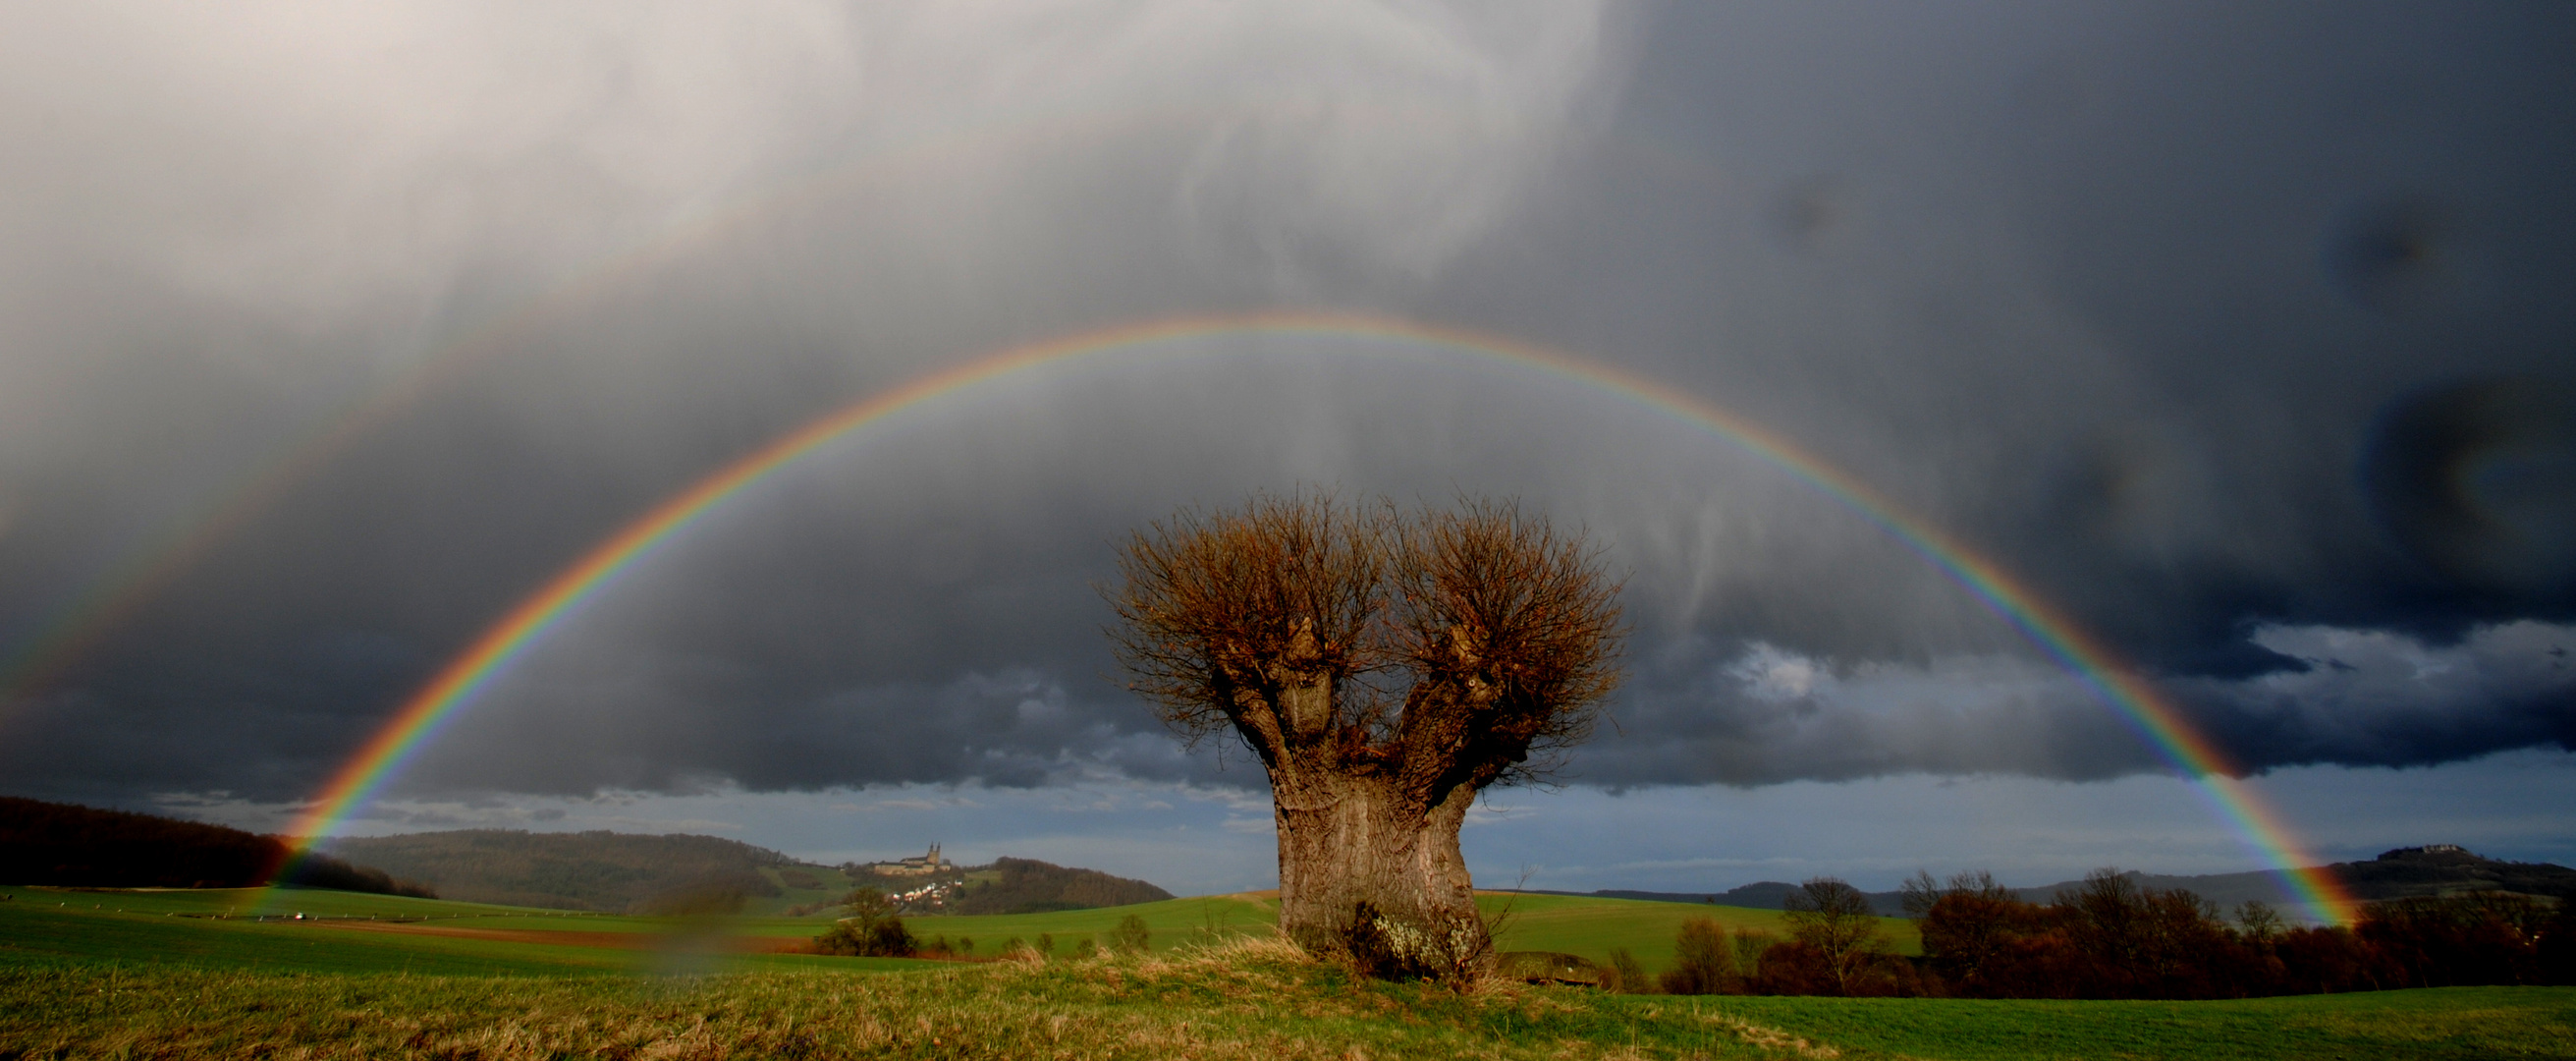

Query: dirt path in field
left=314, top=921, right=814, bottom=954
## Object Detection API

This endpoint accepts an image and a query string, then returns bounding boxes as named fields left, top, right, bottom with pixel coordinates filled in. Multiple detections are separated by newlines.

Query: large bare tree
left=1106, top=492, right=1624, bottom=978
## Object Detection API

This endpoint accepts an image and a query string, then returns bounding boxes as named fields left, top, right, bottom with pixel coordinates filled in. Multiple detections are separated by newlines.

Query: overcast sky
left=2, top=1, right=2569, bottom=895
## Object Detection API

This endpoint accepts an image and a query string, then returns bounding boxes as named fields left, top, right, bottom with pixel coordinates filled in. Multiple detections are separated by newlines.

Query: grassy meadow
left=762, top=883, right=1921, bottom=970
left=1482, top=891, right=1920, bottom=965
left=0, top=884, right=1880, bottom=977
left=878, top=889, right=1915, bottom=969
left=0, top=886, right=912, bottom=977
left=4, top=884, right=2570, bottom=1059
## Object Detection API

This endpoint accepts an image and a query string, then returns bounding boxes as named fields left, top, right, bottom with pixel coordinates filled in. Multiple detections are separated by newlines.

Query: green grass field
left=5, top=884, right=2569, bottom=1059
left=0, top=886, right=921, bottom=977
left=0, top=885, right=1876, bottom=981
left=778, top=889, right=1920, bottom=971
left=1482, top=891, right=1920, bottom=965
left=5, top=938, right=2570, bottom=1059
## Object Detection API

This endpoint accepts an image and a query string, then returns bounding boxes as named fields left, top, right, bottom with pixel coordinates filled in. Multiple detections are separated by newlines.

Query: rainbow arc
left=266, top=311, right=2357, bottom=923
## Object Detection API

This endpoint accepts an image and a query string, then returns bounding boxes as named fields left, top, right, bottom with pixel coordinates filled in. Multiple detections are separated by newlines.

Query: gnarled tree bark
left=1107, top=492, right=1623, bottom=979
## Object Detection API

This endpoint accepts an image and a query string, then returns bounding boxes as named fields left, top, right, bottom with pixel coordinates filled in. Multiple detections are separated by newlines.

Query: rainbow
left=269, top=311, right=2356, bottom=922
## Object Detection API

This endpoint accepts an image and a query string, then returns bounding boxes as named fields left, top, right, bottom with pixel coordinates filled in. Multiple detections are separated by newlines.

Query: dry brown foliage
left=1105, top=491, right=1624, bottom=792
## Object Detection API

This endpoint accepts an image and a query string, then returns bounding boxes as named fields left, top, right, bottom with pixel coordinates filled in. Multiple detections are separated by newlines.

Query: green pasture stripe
left=0, top=893, right=935, bottom=977
left=608, top=886, right=1922, bottom=978
left=850, top=893, right=1285, bottom=950
left=0, top=903, right=621, bottom=976
left=769, top=889, right=1920, bottom=976
left=6, top=885, right=1916, bottom=977
left=1480, top=892, right=1921, bottom=970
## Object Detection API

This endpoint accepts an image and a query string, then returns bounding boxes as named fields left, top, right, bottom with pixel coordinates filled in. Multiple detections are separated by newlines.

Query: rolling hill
left=322, top=829, right=814, bottom=913
left=320, top=830, right=1177, bottom=917
left=1558, top=845, right=2576, bottom=918
left=0, top=797, right=430, bottom=897
left=11, top=882, right=2565, bottom=1061
left=945, top=857, right=1174, bottom=914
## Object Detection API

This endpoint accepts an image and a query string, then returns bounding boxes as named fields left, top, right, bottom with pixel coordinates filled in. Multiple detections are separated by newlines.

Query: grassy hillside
left=2, top=887, right=639, bottom=977
left=3, top=885, right=2569, bottom=1058
left=746, top=863, right=876, bottom=917
left=896, top=892, right=1277, bottom=952
left=0, top=883, right=1912, bottom=978
left=0, top=885, right=924, bottom=977
left=1595, top=848, right=2576, bottom=919
left=946, top=856, right=1176, bottom=915
left=1489, top=892, right=1920, bottom=966
left=6, top=936, right=2569, bottom=1059
left=317, top=831, right=1183, bottom=919
left=884, top=890, right=1922, bottom=970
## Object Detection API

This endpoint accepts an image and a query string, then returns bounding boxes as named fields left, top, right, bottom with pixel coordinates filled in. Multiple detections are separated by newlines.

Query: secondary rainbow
left=0, top=99, right=1520, bottom=710
left=0, top=103, right=1229, bottom=708
left=272, top=310, right=2357, bottom=922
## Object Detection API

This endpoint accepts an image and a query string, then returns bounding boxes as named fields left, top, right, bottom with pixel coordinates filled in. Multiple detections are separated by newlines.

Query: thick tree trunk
left=1106, top=495, right=1625, bottom=981
left=1272, top=767, right=1489, bottom=979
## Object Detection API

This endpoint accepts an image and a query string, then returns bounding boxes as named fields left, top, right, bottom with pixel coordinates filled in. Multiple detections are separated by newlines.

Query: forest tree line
left=1610, top=869, right=2576, bottom=998
left=933, top=857, right=1176, bottom=915
left=325, top=828, right=801, bottom=912
left=0, top=797, right=432, bottom=898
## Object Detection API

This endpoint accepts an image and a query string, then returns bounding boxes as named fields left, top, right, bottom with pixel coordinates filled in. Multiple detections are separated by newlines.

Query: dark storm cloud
left=1, top=1, right=2571, bottom=807
left=2365, top=380, right=2576, bottom=599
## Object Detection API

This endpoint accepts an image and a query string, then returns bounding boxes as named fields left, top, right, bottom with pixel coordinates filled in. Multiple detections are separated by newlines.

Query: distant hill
left=323, top=829, right=1175, bottom=916
left=2327, top=844, right=2576, bottom=901
left=946, top=857, right=1174, bottom=915
left=1572, top=882, right=1805, bottom=911
left=324, top=829, right=809, bottom=913
left=1557, top=845, right=2576, bottom=919
left=0, top=796, right=430, bottom=896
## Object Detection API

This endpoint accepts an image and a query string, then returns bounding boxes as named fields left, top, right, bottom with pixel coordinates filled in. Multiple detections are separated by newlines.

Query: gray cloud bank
left=0, top=1, right=2569, bottom=807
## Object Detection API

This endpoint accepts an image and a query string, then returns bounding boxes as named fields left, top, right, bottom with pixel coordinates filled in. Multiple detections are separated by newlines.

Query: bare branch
left=1101, top=490, right=1625, bottom=981
left=1103, top=490, right=1623, bottom=792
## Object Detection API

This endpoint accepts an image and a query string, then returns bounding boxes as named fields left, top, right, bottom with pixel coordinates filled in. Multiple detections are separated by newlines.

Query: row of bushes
left=1606, top=870, right=2576, bottom=998
left=1908, top=868, right=2576, bottom=998
left=1598, top=877, right=1934, bottom=996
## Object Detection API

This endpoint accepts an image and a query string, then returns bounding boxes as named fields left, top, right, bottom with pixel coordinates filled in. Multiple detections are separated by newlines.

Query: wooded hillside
left=0, top=797, right=429, bottom=896
left=323, top=829, right=804, bottom=913
left=1575, top=846, right=2576, bottom=917
left=946, top=857, right=1174, bottom=915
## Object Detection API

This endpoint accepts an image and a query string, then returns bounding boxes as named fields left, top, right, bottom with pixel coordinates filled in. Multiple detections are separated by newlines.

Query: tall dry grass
left=0, top=938, right=1829, bottom=1060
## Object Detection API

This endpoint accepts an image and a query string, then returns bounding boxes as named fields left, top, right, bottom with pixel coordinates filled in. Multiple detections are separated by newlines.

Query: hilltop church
left=872, top=844, right=950, bottom=876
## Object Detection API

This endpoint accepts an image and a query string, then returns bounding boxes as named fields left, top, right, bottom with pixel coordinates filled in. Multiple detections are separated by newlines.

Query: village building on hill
left=868, top=843, right=951, bottom=877
left=2379, top=844, right=2472, bottom=859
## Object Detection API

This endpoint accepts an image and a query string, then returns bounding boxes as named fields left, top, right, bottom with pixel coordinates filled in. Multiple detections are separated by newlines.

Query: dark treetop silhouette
left=1107, top=492, right=1624, bottom=978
